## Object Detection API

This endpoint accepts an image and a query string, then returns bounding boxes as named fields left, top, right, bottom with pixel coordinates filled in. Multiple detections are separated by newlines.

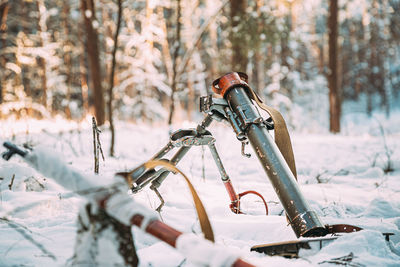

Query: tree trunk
left=0, top=2, right=9, bottom=104
left=230, top=0, right=248, bottom=72
left=62, top=0, right=73, bottom=119
left=78, top=43, right=90, bottom=116
left=37, top=0, right=49, bottom=109
left=206, top=0, right=218, bottom=89
left=157, top=6, right=173, bottom=87
left=368, top=1, right=379, bottom=116
left=108, top=0, right=122, bottom=157
left=167, top=0, right=181, bottom=126
left=328, top=0, right=341, bottom=133
left=254, top=0, right=264, bottom=94
left=143, top=0, right=154, bottom=123
left=183, top=1, right=198, bottom=121
left=280, top=13, right=292, bottom=98
left=80, top=0, right=105, bottom=126
left=376, top=1, right=389, bottom=117
left=355, top=12, right=366, bottom=99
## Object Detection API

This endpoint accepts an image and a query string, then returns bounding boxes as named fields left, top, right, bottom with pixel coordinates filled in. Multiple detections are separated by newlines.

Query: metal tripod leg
left=149, top=146, right=192, bottom=212
left=208, top=143, right=230, bottom=181
left=151, top=146, right=191, bottom=189
left=151, top=186, right=165, bottom=213
left=208, top=143, right=241, bottom=213
left=146, top=115, right=219, bottom=213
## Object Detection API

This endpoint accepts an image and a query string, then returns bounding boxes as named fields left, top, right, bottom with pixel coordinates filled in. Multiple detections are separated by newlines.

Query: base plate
left=251, top=236, right=338, bottom=258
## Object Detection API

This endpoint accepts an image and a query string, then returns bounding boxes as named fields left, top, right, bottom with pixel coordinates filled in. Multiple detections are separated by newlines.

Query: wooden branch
left=167, top=0, right=182, bottom=125
left=107, top=0, right=123, bottom=157
left=176, top=0, right=229, bottom=83
left=92, top=117, right=100, bottom=173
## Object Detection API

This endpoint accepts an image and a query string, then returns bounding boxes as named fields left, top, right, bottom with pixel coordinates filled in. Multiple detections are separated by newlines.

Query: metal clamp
left=170, top=129, right=215, bottom=147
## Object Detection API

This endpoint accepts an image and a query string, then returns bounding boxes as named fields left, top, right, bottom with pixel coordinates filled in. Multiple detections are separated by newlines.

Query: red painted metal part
left=130, top=214, right=255, bottom=267
left=233, top=259, right=256, bottom=267
left=99, top=183, right=255, bottom=265
left=224, top=180, right=269, bottom=215
left=131, top=214, right=182, bottom=247
left=326, top=224, right=363, bottom=234
left=238, top=190, right=269, bottom=215
left=212, top=72, right=249, bottom=97
left=224, top=180, right=241, bottom=214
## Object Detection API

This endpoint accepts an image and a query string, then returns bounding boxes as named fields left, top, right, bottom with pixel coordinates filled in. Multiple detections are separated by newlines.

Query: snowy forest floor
left=0, top=112, right=400, bottom=266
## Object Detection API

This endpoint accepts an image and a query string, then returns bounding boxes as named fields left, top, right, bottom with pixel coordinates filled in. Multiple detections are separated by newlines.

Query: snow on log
left=22, top=146, right=255, bottom=267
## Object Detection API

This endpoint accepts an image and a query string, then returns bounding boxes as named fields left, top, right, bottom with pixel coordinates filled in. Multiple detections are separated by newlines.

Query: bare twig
left=175, top=0, right=230, bottom=82
left=93, top=117, right=99, bottom=173
left=167, top=0, right=229, bottom=125
left=0, top=217, right=51, bottom=240
left=98, top=137, right=105, bottom=162
left=370, top=152, right=379, bottom=167
left=8, top=174, right=15, bottom=190
left=374, top=118, right=394, bottom=173
left=41, top=129, right=79, bottom=157
left=177, top=259, right=187, bottom=267
left=92, top=117, right=105, bottom=174
left=24, top=176, right=45, bottom=191
left=4, top=238, right=24, bottom=257
left=318, top=252, right=365, bottom=267
left=315, top=170, right=328, bottom=184
left=0, top=217, right=56, bottom=261
left=314, top=169, right=348, bottom=184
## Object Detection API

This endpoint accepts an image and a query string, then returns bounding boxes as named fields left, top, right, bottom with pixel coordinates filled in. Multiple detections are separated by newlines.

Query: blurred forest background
left=0, top=0, right=399, bottom=133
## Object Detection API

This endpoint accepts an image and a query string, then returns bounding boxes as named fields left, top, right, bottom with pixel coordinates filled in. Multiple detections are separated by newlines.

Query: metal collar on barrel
left=212, top=72, right=249, bottom=97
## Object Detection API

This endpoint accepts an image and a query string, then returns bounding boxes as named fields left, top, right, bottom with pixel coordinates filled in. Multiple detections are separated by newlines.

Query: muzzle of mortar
left=212, top=72, right=328, bottom=238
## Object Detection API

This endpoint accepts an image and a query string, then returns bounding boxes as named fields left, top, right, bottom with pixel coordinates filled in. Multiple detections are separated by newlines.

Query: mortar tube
left=225, top=86, right=327, bottom=237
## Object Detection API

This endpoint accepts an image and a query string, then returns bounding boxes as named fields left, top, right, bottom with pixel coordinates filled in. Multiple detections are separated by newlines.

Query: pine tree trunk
left=355, top=14, right=366, bottom=99
left=368, top=1, right=378, bottom=116
left=328, top=0, right=341, bottom=133
left=206, top=0, right=218, bottom=88
left=37, top=0, right=49, bottom=109
left=230, top=0, right=248, bottom=72
left=108, top=0, right=122, bottom=157
left=62, top=0, right=73, bottom=119
left=78, top=47, right=90, bottom=116
left=254, top=0, right=264, bottom=94
left=167, top=0, right=181, bottom=126
left=80, top=0, right=105, bottom=126
left=0, top=2, right=9, bottom=104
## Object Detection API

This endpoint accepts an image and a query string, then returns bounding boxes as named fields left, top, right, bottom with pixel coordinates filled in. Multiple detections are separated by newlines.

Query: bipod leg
left=150, top=114, right=214, bottom=190
left=208, top=142, right=269, bottom=215
left=207, top=143, right=241, bottom=213
left=151, top=185, right=165, bottom=213
left=151, top=142, right=174, bottom=160
left=129, top=141, right=175, bottom=193
left=151, top=146, right=191, bottom=189
left=207, top=143, right=230, bottom=181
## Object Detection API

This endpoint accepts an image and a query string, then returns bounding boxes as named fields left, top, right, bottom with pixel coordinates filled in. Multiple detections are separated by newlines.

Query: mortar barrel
left=225, top=86, right=327, bottom=237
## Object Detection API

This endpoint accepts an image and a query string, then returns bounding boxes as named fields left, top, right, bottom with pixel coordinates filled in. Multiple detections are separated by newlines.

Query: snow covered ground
left=0, top=112, right=399, bottom=266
